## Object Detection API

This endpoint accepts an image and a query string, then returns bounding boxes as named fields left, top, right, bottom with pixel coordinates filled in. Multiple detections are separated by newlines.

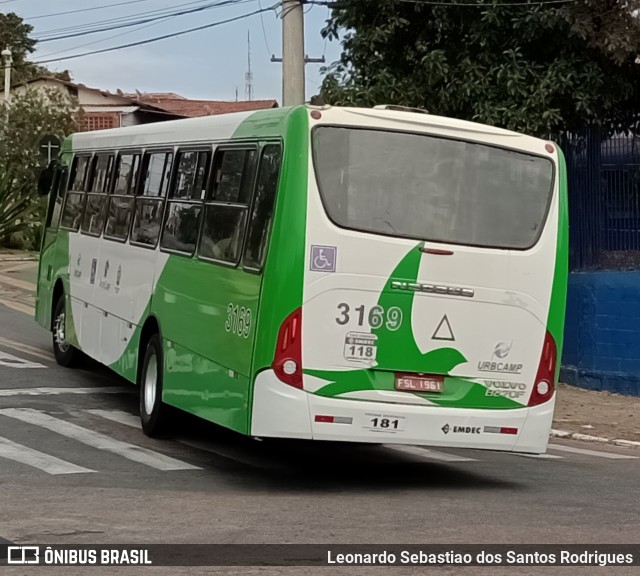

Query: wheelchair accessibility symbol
left=310, top=245, right=337, bottom=272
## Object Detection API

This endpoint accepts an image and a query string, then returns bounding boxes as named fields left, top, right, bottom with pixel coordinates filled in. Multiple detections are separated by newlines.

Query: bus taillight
left=529, top=330, right=557, bottom=407
left=272, top=307, right=303, bottom=389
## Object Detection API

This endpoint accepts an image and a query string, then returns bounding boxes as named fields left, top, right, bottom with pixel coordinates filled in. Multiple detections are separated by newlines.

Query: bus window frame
left=159, top=145, right=213, bottom=258
left=44, top=164, right=69, bottom=231
left=59, top=154, right=92, bottom=232
left=196, top=142, right=259, bottom=269
left=80, top=152, right=115, bottom=238
left=241, top=139, right=284, bottom=275
left=129, top=147, right=174, bottom=250
left=104, top=149, right=143, bottom=244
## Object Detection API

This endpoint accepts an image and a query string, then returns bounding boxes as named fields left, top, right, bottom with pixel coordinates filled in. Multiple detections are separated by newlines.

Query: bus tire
left=139, top=333, right=171, bottom=437
left=52, top=295, right=80, bottom=367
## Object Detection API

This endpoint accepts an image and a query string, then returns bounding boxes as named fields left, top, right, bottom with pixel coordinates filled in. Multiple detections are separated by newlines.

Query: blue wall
left=562, top=271, right=640, bottom=396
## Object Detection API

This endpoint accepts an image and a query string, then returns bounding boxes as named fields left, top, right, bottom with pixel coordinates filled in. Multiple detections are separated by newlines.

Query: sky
left=1, top=0, right=343, bottom=102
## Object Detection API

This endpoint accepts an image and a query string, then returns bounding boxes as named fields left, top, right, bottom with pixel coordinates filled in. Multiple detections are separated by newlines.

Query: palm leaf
left=0, top=169, right=40, bottom=240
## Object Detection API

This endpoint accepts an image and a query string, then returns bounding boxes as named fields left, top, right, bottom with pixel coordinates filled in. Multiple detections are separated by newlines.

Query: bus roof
left=69, top=105, right=549, bottom=153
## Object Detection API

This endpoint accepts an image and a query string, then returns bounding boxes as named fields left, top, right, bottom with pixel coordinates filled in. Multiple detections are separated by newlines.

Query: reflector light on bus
left=528, top=330, right=557, bottom=407
left=315, top=415, right=334, bottom=423
left=314, top=415, right=353, bottom=424
left=272, top=307, right=303, bottom=389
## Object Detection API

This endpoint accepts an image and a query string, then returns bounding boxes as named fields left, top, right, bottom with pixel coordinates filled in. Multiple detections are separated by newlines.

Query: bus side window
left=45, top=166, right=68, bottom=230
left=60, top=155, right=90, bottom=231
left=105, top=153, right=140, bottom=242
left=161, top=149, right=210, bottom=255
left=199, top=148, right=257, bottom=265
left=81, top=154, right=113, bottom=237
left=243, top=144, right=282, bottom=270
left=131, top=151, right=173, bottom=247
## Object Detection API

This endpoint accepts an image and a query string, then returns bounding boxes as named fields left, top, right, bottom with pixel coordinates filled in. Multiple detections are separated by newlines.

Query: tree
left=0, top=88, right=80, bottom=247
left=320, top=0, right=640, bottom=136
left=1, top=12, right=72, bottom=85
left=0, top=12, right=79, bottom=247
left=0, top=167, right=40, bottom=241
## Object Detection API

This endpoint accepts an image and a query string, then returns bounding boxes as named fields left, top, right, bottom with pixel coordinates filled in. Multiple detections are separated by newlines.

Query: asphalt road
left=1, top=302, right=639, bottom=576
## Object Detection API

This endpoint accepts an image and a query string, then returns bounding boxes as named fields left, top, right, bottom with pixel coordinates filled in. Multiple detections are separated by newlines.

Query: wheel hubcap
left=144, top=352, right=157, bottom=415
left=54, top=310, right=69, bottom=353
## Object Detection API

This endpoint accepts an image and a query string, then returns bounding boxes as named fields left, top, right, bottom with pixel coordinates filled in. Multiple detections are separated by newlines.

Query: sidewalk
left=0, top=252, right=37, bottom=315
left=0, top=252, right=638, bottom=447
left=553, top=383, right=640, bottom=446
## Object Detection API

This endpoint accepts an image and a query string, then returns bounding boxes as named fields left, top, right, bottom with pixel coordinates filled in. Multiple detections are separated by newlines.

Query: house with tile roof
left=0, top=77, right=278, bottom=131
left=125, top=92, right=278, bottom=117
left=0, top=76, right=183, bottom=130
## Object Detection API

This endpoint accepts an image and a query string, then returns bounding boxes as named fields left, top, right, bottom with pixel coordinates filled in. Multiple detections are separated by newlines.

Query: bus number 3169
left=226, top=304, right=251, bottom=338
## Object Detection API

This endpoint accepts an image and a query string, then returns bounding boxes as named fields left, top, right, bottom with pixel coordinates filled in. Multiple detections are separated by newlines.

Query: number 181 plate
left=395, top=373, right=444, bottom=393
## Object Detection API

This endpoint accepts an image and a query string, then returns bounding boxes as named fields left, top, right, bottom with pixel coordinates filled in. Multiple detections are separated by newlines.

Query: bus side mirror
left=38, top=161, right=59, bottom=196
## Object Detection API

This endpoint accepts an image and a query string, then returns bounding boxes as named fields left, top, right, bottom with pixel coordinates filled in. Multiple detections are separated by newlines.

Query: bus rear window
left=312, top=127, right=554, bottom=249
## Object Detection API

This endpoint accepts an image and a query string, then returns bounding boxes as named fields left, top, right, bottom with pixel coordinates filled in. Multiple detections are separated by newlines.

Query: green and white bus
left=35, top=105, right=567, bottom=454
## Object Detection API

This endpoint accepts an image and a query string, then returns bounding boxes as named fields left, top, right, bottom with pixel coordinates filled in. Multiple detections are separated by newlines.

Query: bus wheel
left=52, top=295, right=80, bottom=367
left=139, top=333, right=171, bottom=437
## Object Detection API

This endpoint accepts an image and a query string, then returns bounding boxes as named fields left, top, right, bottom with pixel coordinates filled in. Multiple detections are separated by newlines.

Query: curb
left=551, top=428, right=640, bottom=449
left=0, top=256, right=38, bottom=262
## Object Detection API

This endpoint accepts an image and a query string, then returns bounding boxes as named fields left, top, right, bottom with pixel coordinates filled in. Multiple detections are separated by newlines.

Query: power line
left=257, top=0, right=273, bottom=55
left=37, top=9, right=178, bottom=61
left=36, top=0, right=255, bottom=43
left=25, top=0, right=167, bottom=21
left=312, top=0, right=576, bottom=7
left=34, top=0, right=217, bottom=37
left=33, top=5, right=278, bottom=65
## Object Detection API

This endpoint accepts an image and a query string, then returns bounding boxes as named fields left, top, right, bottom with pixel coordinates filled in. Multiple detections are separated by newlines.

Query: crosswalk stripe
left=548, top=443, right=638, bottom=459
left=0, top=351, right=45, bottom=369
left=0, top=387, right=131, bottom=397
left=0, top=408, right=201, bottom=471
left=0, top=335, right=52, bottom=361
left=385, top=444, right=477, bottom=462
left=518, top=453, right=564, bottom=459
left=0, top=436, right=94, bottom=475
left=87, top=409, right=139, bottom=428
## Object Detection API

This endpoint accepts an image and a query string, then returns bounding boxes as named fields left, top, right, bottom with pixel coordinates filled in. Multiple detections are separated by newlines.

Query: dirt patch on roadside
left=554, top=383, right=640, bottom=442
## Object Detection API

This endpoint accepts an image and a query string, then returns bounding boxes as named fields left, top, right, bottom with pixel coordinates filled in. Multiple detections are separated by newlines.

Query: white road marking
left=0, top=298, right=34, bottom=316
left=548, top=443, right=638, bottom=459
left=0, top=408, right=201, bottom=471
left=0, top=335, right=53, bottom=361
left=518, top=453, right=564, bottom=459
left=385, top=444, right=476, bottom=462
left=87, top=409, right=139, bottom=428
left=0, top=386, right=132, bottom=397
left=0, top=273, right=37, bottom=291
left=0, top=351, right=45, bottom=369
left=0, top=436, right=94, bottom=475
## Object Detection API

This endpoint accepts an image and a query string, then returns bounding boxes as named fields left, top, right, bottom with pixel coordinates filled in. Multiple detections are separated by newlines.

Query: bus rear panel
left=252, top=107, right=567, bottom=454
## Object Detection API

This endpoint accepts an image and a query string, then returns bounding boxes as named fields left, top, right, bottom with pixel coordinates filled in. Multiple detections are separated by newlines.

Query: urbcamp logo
left=441, top=424, right=450, bottom=434
left=493, top=341, right=512, bottom=359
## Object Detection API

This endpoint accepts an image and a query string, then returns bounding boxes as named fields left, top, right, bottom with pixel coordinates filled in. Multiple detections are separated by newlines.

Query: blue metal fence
left=560, top=127, right=640, bottom=271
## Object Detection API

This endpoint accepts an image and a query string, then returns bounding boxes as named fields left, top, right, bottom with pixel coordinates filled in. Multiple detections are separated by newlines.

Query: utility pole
left=2, top=46, right=12, bottom=105
left=281, top=0, right=305, bottom=106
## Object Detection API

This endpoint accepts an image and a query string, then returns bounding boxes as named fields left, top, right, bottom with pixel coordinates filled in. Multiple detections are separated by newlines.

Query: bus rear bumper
left=251, top=371, right=555, bottom=454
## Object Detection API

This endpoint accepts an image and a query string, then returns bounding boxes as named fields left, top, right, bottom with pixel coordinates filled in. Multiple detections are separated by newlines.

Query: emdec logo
left=441, top=424, right=481, bottom=435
